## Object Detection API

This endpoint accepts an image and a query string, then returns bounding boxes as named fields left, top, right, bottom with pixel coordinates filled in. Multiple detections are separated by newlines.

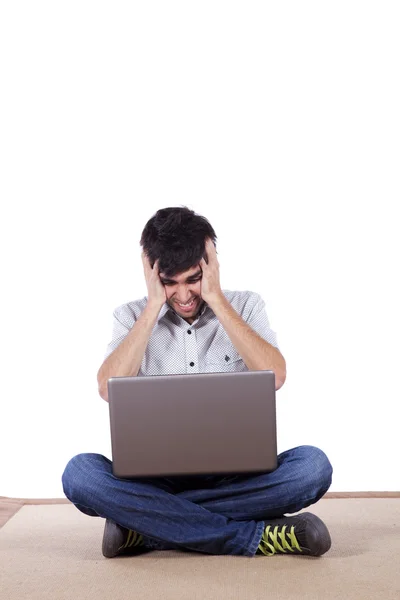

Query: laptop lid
left=107, top=370, right=277, bottom=478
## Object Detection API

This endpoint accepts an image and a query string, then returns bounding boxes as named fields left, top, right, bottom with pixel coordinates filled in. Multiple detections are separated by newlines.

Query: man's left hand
left=200, top=238, right=223, bottom=305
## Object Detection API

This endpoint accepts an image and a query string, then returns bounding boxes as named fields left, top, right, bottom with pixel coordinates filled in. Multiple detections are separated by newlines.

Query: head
left=140, top=206, right=217, bottom=323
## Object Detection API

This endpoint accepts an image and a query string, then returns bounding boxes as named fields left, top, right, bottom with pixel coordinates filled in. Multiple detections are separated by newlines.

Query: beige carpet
left=1, top=499, right=399, bottom=600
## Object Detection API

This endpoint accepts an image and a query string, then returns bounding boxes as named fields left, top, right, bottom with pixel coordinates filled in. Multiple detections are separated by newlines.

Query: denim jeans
left=61, top=444, right=332, bottom=557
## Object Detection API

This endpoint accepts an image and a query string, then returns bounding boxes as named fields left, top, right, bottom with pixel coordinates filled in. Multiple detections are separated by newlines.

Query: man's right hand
left=141, top=252, right=167, bottom=309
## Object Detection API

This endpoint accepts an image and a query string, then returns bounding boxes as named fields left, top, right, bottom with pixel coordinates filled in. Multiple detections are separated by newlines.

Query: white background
left=1, top=1, right=399, bottom=497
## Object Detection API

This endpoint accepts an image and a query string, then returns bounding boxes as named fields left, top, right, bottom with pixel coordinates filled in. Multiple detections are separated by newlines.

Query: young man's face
left=159, top=264, right=205, bottom=324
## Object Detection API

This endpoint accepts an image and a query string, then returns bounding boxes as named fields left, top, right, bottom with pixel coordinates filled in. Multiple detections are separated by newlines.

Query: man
left=62, top=206, right=333, bottom=559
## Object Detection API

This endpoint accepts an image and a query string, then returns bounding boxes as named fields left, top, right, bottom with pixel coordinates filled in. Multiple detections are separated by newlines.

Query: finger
left=142, top=254, right=154, bottom=276
left=204, top=238, right=214, bottom=256
left=141, top=252, right=150, bottom=270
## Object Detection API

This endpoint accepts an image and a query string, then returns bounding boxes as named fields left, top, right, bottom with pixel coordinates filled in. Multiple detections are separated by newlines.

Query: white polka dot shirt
left=104, top=290, right=280, bottom=376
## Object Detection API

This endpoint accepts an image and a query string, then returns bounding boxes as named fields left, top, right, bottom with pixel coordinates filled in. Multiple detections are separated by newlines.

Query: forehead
left=159, top=264, right=201, bottom=282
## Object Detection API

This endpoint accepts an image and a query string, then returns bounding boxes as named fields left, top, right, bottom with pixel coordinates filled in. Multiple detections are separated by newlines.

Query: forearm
left=97, top=302, right=161, bottom=401
left=210, top=294, right=286, bottom=390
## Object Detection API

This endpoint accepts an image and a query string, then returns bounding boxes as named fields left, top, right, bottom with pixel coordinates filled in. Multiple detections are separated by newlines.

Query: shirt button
left=187, top=330, right=192, bottom=334
left=189, top=362, right=195, bottom=367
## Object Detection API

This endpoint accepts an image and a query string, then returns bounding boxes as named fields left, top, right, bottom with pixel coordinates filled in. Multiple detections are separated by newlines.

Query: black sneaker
left=257, top=512, right=331, bottom=557
left=102, top=519, right=146, bottom=558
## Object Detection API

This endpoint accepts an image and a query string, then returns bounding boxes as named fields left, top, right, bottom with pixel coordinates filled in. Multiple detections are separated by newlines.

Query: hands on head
left=141, top=237, right=222, bottom=309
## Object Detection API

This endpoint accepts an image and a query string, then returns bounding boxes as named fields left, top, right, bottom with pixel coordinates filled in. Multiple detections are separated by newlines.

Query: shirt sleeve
left=104, top=304, right=136, bottom=360
left=244, top=292, right=280, bottom=351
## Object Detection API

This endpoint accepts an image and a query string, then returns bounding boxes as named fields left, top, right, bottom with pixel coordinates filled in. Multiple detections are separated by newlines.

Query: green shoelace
left=258, top=524, right=302, bottom=556
left=118, top=529, right=144, bottom=551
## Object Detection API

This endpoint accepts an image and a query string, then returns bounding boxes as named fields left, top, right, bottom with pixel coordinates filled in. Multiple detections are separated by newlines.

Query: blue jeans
left=61, top=445, right=332, bottom=557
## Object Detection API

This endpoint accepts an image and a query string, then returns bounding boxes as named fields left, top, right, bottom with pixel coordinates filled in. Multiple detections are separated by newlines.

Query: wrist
left=145, top=299, right=164, bottom=316
left=204, top=291, right=226, bottom=310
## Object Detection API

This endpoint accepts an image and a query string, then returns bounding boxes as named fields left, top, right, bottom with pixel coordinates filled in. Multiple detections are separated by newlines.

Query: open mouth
left=175, top=298, right=197, bottom=311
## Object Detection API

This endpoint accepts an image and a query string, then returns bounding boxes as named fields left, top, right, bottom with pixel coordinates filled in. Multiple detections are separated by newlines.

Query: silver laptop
left=107, top=370, right=277, bottom=479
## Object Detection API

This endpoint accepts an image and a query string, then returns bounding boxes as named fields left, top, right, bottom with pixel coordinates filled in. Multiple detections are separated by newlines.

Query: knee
left=61, top=452, right=106, bottom=502
left=292, top=445, right=333, bottom=494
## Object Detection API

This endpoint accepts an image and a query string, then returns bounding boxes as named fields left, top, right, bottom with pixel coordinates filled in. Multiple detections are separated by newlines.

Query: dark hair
left=140, top=206, right=217, bottom=277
